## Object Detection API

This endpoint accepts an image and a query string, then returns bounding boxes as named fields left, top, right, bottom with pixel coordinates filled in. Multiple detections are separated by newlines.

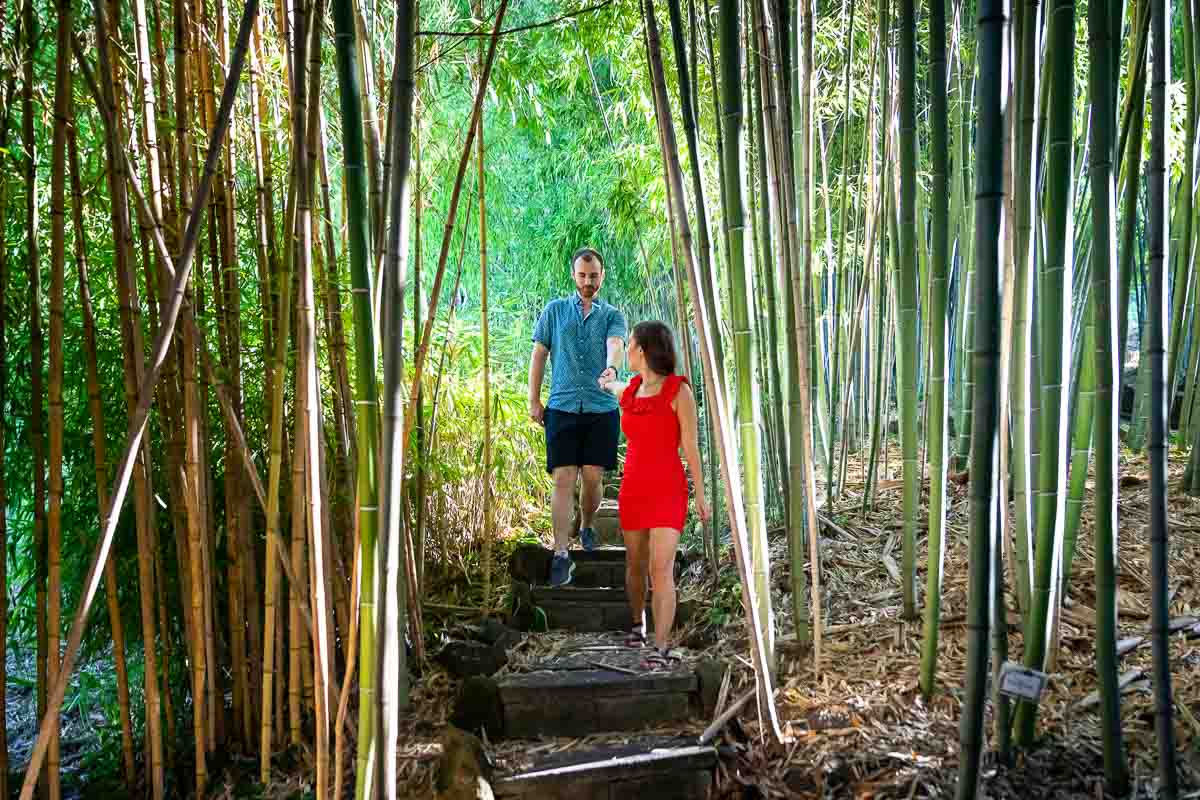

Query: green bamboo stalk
left=1117, top=0, right=1149, bottom=408
left=1061, top=297, right=1095, bottom=588
left=825, top=0, right=856, bottom=505
left=1182, top=0, right=1200, bottom=487
left=956, top=1, right=1005, bottom=795
left=919, top=0, right=949, bottom=699
left=897, top=0, right=920, bottom=621
left=955, top=248, right=976, bottom=468
left=1147, top=0, right=1180, bottom=793
left=377, top=0, right=417, bottom=794
left=795, top=0, right=825, bottom=664
left=1166, top=0, right=1196, bottom=410
left=749, top=0, right=806, bottom=644
left=1016, top=0, right=1075, bottom=747
left=1009, top=0, right=1041, bottom=617
left=665, top=0, right=726, bottom=392
left=863, top=189, right=891, bottom=514
left=865, top=10, right=895, bottom=513
left=1136, top=188, right=1186, bottom=449
left=751, top=42, right=789, bottom=517
left=332, top=0, right=383, bottom=791
left=1088, top=0, right=1128, bottom=785
left=954, top=71, right=977, bottom=472
left=718, top=0, right=773, bottom=667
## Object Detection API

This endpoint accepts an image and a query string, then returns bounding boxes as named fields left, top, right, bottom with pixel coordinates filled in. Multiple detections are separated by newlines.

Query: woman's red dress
left=618, top=374, right=690, bottom=531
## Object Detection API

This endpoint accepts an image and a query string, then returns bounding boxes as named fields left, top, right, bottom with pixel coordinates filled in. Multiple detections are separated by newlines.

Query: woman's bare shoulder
left=670, top=376, right=695, bottom=409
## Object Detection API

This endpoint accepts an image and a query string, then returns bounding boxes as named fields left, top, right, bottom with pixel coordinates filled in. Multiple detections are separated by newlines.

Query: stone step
left=590, top=514, right=623, bottom=545
left=494, top=737, right=716, bottom=800
left=501, top=668, right=697, bottom=738
left=509, top=545, right=628, bottom=588
left=594, top=498, right=620, bottom=518
left=529, top=585, right=695, bottom=632
left=451, top=640, right=727, bottom=739
left=509, top=544, right=683, bottom=589
left=531, top=586, right=634, bottom=631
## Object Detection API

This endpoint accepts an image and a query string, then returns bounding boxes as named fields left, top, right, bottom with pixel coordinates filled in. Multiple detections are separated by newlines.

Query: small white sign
left=998, top=662, right=1048, bottom=702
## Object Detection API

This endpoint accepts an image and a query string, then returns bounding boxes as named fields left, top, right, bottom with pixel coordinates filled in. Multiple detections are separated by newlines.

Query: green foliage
left=417, top=319, right=551, bottom=554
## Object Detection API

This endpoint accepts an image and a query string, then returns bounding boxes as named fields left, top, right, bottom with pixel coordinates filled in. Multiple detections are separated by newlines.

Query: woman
left=599, top=321, right=710, bottom=667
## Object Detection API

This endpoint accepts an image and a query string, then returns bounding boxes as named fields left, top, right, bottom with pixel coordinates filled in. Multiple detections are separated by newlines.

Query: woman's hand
left=597, top=366, right=617, bottom=388
left=696, top=496, right=712, bottom=522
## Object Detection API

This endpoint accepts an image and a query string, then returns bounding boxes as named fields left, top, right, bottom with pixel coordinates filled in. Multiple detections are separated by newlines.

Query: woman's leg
left=622, top=529, right=650, bottom=633
left=648, top=527, right=681, bottom=650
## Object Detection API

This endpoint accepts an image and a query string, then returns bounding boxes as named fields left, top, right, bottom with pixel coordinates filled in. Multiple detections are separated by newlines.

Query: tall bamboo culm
left=1016, top=0, right=1075, bottom=746
left=896, top=0, right=920, bottom=622
left=46, top=0, right=72, bottom=790
left=1147, top=0, right=1180, bottom=793
left=377, top=0, right=418, bottom=795
left=331, top=0, right=384, bottom=790
left=475, top=0, right=495, bottom=617
left=717, top=0, right=773, bottom=671
left=919, top=0, right=950, bottom=699
left=956, top=0, right=1005, bottom=795
left=23, top=2, right=49, bottom=797
left=1087, top=0, right=1128, bottom=788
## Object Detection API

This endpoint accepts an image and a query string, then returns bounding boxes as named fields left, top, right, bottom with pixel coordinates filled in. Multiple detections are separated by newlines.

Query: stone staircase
left=447, top=494, right=722, bottom=799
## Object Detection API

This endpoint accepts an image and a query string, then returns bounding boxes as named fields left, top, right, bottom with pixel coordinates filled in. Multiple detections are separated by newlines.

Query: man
left=529, top=247, right=627, bottom=586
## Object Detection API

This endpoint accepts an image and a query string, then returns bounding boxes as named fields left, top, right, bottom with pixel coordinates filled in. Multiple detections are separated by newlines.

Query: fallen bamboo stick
left=698, top=686, right=757, bottom=745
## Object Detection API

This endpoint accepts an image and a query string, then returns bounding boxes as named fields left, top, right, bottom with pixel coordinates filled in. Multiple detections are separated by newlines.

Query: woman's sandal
left=640, top=647, right=681, bottom=670
left=624, top=624, right=647, bottom=648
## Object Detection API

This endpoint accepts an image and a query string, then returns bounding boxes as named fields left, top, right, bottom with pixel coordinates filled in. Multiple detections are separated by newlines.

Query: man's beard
left=579, top=286, right=597, bottom=297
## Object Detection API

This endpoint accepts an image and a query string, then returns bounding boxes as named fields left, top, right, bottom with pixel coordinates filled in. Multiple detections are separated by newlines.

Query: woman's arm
left=598, top=377, right=629, bottom=399
left=674, top=383, right=711, bottom=519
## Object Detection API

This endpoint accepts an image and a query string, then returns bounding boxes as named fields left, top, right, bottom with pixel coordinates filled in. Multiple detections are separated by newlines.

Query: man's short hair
left=571, top=247, right=605, bottom=270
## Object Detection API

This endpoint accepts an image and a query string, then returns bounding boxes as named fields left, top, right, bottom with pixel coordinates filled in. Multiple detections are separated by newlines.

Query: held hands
left=597, top=366, right=618, bottom=389
left=696, top=496, right=712, bottom=522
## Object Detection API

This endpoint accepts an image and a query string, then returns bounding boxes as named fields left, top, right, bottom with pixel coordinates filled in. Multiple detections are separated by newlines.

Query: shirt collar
left=574, top=293, right=602, bottom=309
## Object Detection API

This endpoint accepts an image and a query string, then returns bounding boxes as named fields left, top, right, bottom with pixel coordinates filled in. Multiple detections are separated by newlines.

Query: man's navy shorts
left=544, top=408, right=620, bottom=474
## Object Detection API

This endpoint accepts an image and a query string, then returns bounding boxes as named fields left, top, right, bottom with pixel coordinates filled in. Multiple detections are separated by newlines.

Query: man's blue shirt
left=533, top=294, right=627, bottom=413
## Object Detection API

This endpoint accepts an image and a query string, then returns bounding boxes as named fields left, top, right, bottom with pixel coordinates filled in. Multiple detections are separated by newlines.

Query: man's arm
left=599, top=309, right=627, bottom=385
left=601, top=336, right=624, bottom=384
left=529, top=342, right=550, bottom=424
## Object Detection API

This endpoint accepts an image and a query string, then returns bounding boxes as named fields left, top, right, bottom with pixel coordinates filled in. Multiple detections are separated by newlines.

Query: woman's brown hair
left=632, top=320, right=677, bottom=376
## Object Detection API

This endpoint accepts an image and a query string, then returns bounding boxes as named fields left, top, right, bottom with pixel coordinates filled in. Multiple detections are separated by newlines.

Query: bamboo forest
left=2, top=0, right=1200, bottom=796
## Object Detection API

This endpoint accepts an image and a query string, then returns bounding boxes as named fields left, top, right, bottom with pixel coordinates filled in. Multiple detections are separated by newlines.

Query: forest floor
left=391, top=442, right=1200, bottom=799
left=4, top=647, right=127, bottom=799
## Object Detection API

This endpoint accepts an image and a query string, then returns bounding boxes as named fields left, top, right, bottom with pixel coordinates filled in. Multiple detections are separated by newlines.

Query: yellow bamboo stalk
left=47, top=0, right=70, bottom=789
left=183, top=314, right=208, bottom=795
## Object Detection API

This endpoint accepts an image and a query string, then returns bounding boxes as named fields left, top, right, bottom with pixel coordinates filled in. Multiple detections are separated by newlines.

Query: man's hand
left=598, top=366, right=617, bottom=388
left=529, top=398, right=546, bottom=426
